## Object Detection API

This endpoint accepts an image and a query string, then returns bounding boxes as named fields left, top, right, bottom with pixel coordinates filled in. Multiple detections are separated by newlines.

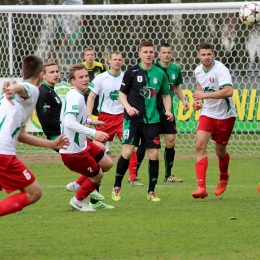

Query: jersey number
left=23, top=169, right=31, bottom=180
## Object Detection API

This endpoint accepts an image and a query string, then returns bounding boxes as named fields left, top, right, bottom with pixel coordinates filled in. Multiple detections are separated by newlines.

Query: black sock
left=90, top=182, right=101, bottom=204
left=136, top=144, right=146, bottom=177
left=148, top=159, right=159, bottom=193
left=164, top=147, right=175, bottom=178
left=114, top=156, right=129, bottom=188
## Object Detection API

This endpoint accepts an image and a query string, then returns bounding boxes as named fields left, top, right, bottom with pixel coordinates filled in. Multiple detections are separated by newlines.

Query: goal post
left=1, top=2, right=259, bottom=154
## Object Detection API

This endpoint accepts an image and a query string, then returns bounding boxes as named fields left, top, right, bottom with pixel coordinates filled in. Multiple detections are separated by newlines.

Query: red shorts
left=197, top=116, right=236, bottom=146
left=0, top=155, right=35, bottom=194
left=95, top=112, right=123, bottom=141
left=61, top=140, right=103, bottom=177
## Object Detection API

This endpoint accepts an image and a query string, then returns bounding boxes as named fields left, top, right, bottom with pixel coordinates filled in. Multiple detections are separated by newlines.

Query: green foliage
left=1, top=156, right=260, bottom=260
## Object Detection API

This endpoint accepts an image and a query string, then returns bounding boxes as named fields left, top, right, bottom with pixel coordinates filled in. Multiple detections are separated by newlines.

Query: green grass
left=1, top=156, right=260, bottom=260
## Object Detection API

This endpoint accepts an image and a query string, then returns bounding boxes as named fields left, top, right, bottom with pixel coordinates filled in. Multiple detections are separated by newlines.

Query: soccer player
left=192, top=42, right=237, bottom=199
left=0, top=55, right=69, bottom=217
left=60, top=64, right=113, bottom=211
left=83, top=47, right=114, bottom=158
left=135, top=43, right=189, bottom=183
left=86, top=51, right=142, bottom=187
left=111, top=41, right=173, bottom=202
left=36, top=62, right=61, bottom=143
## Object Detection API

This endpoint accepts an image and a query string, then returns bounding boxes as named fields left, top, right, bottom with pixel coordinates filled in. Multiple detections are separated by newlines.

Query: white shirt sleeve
left=64, top=113, right=96, bottom=137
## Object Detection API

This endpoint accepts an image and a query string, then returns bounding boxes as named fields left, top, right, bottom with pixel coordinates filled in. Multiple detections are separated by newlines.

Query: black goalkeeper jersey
left=120, top=63, right=170, bottom=124
left=36, top=82, right=62, bottom=139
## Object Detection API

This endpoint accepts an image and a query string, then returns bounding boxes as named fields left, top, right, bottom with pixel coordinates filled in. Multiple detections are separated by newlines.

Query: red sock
left=75, top=175, right=87, bottom=186
left=128, top=151, right=137, bottom=181
left=219, top=153, right=230, bottom=180
left=195, top=157, right=208, bottom=189
left=0, top=193, right=30, bottom=217
left=75, top=178, right=98, bottom=201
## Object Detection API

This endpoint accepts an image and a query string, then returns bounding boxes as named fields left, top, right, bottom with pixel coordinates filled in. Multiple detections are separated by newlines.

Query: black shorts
left=160, top=114, right=177, bottom=135
left=122, top=120, right=161, bottom=149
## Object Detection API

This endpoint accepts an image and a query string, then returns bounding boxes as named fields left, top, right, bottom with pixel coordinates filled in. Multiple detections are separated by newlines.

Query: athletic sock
left=128, top=151, right=137, bottom=181
left=114, top=155, right=129, bottom=188
left=148, top=159, right=159, bottom=193
left=0, top=193, right=30, bottom=217
left=136, top=144, right=146, bottom=175
left=75, top=178, right=98, bottom=201
left=75, top=175, right=87, bottom=186
left=219, top=152, right=230, bottom=180
left=195, top=157, right=208, bottom=189
left=90, top=182, right=101, bottom=204
left=164, top=147, right=175, bottom=178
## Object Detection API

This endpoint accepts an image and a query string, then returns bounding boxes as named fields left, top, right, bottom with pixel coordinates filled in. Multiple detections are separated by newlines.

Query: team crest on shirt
left=137, top=76, right=143, bottom=82
left=72, top=105, right=79, bottom=110
left=153, top=78, right=158, bottom=84
left=171, top=74, right=176, bottom=80
left=109, top=90, right=119, bottom=101
left=139, top=87, right=157, bottom=99
left=209, top=77, right=215, bottom=83
left=43, top=104, right=50, bottom=112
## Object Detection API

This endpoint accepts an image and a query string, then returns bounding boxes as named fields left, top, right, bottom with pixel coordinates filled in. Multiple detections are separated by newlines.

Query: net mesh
left=1, top=5, right=259, bottom=154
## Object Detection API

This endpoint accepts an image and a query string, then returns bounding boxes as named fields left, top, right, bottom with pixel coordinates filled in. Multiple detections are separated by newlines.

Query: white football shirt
left=194, top=60, right=237, bottom=119
left=59, top=88, right=96, bottom=154
left=88, top=71, right=124, bottom=115
left=0, top=81, right=39, bottom=155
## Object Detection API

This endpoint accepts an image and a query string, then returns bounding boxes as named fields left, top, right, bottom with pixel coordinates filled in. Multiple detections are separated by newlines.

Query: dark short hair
left=139, top=41, right=154, bottom=51
left=69, top=63, right=87, bottom=80
left=197, top=42, right=214, bottom=52
left=22, top=55, right=43, bottom=80
left=158, top=43, right=171, bottom=51
left=43, top=62, right=57, bottom=73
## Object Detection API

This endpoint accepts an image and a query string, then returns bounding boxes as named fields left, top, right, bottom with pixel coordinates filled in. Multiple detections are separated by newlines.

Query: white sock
left=105, top=142, right=109, bottom=152
left=73, top=182, right=81, bottom=190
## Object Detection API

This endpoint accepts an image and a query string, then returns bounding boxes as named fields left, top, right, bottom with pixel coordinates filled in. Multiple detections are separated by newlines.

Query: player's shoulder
left=93, top=70, right=108, bottom=80
left=93, top=61, right=106, bottom=70
left=21, top=81, right=38, bottom=94
left=169, top=62, right=181, bottom=71
left=151, top=64, right=166, bottom=75
left=39, top=83, right=50, bottom=93
left=194, top=63, right=203, bottom=75
left=213, top=60, right=228, bottom=70
left=127, top=64, right=139, bottom=72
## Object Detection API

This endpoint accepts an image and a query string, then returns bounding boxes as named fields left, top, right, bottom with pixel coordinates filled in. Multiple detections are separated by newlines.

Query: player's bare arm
left=91, top=119, right=106, bottom=128
left=18, top=128, right=70, bottom=150
left=3, top=83, right=29, bottom=105
left=193, top=82, right=203, bottom=110
left=119, top=91, right=139, bottom=117
left=86, top=91, right=97, bottom=117
left=162, top=94, right=173, bottom=121
left=174, top=85, right=190, bottom=111
left=193, top=85, right=233, bottom=100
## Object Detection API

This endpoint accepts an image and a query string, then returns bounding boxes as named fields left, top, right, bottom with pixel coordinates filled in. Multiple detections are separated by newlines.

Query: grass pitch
left=1, top=155, right=260, bottom=260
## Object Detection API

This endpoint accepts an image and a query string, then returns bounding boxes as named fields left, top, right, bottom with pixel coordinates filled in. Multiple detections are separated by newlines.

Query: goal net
left=1, top=3, right=259, bottom=154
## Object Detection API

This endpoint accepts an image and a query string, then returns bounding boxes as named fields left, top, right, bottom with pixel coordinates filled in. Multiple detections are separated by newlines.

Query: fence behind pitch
left=1, top=3, right=259, bottom=154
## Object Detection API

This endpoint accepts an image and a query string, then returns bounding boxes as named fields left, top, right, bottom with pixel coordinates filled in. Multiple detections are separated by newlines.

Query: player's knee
left=102, top=159, right=113, bottom=172
left=195, top=140, right=206, bottom=152
left=147, top=148, right=159, bottom=160
left=89, top=171, right=104, bottom=183
left=28, top=186, right=42, bottom=204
